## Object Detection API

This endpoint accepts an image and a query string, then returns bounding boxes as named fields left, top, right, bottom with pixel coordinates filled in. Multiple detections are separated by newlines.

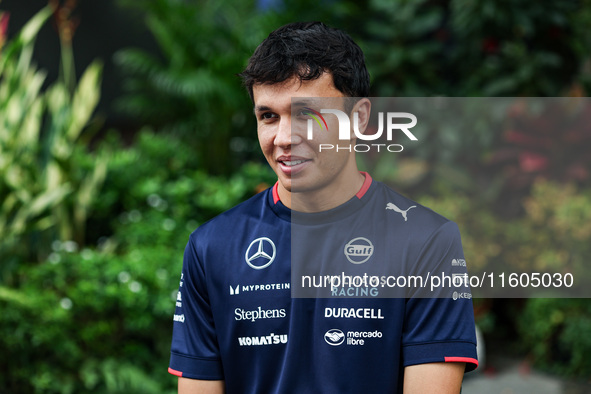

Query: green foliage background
left=0, top=0, right=590, bottom=392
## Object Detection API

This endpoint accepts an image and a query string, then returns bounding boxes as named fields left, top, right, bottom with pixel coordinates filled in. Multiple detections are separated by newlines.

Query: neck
left=277, top=170, right=366, bottom=213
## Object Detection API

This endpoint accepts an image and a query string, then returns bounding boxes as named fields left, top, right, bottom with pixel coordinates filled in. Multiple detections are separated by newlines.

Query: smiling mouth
left=281, top=160, right=308, bottom=166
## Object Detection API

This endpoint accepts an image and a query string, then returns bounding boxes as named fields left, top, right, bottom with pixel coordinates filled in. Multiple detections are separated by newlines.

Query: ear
left=349, top=98, right=371, bottom=140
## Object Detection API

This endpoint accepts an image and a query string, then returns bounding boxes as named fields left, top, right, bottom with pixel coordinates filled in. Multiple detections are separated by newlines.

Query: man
left=169, top=22, right=477, bottom=393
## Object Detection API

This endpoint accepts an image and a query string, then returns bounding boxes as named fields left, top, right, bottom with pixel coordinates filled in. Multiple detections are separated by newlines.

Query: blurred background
left=0, top=0, right=590, bottom=392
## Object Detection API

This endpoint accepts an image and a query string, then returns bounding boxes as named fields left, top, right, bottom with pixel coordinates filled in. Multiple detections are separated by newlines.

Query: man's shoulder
left=189, top=187, right=274, bottom=241
left=367, top=180, right=464, bottom=257
left=373, top=180, right=453, bottom=230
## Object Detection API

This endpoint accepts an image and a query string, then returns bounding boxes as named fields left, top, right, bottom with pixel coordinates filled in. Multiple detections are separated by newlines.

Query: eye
left=259, top=112, right=278, bottom=121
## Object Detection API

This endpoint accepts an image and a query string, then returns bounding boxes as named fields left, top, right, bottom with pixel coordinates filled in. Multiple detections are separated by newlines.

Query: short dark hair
left=239, top=22, right=370, bottom=103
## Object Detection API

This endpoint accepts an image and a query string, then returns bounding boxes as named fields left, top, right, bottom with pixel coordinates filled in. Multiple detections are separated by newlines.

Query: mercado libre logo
left=303, top=107, right=328, bottom=131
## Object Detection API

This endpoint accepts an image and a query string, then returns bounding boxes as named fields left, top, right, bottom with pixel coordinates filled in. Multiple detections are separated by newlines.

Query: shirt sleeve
left=169, top=232, right=224, bottom=380
left=402, top=221, right=478, bottom=372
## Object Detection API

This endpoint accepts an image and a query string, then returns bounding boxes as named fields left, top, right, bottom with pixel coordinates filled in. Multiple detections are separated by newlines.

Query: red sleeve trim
left=168, top=367, right=183, bottom=377
left=272, top=182, right=280, bottom=204
left=444, top=356, right=478, bottom=367
left=355, top=172, right=373, bottom=199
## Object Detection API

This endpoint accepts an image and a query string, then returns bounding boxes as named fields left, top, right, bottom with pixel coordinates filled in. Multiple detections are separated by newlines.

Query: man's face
left=253, top=73, right=360, bottom=203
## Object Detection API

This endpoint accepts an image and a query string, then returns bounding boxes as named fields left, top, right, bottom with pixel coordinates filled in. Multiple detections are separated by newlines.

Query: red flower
left=0, top=12, right=10, bottom=50
left=482, top=37, right=499, bottom=54
left=519, top=152, right=548, bottom=172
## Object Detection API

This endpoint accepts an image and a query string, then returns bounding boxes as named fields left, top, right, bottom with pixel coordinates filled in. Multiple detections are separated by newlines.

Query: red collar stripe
left=273, top=173, right=372, bottom=204
left=272, top=182, right=280, bottom=204
left=355, top=172, right=372, bottom=199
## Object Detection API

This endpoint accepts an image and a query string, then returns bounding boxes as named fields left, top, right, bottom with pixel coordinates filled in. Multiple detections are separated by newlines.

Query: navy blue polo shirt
left=169, top=173, right=477, bottom=393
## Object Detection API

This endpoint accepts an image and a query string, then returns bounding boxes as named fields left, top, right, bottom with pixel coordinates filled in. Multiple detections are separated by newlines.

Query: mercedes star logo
left=245, top=237, right=276, bottom=270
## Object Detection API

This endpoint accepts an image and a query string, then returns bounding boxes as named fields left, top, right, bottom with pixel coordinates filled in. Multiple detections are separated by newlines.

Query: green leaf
left=11, top=184, right=72, bottom=235
left=0, top=6, right=52, bottom=73
left=0, top=286, right=31, bottom=308
left=74, top=150, right=109, bottom=229
left=68, top=61, right=102, bottom=141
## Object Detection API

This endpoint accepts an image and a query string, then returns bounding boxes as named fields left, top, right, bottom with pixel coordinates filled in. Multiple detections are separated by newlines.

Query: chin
left=277, top=178, right=292, bottom=192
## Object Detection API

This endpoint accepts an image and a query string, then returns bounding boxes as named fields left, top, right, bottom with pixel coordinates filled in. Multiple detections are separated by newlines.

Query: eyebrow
left=253, top=99, right=319, bottom=114
left=254, top=105, right=271, bottom=114
left=292, top=99, right=314, bottom=107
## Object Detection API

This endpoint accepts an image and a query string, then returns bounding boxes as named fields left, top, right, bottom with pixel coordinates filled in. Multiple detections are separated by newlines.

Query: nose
left=274, top=116, right=304, bottom=147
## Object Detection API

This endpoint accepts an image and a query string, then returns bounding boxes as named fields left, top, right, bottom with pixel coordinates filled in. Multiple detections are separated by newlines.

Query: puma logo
left=385, top=202, right=416, bottom=222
